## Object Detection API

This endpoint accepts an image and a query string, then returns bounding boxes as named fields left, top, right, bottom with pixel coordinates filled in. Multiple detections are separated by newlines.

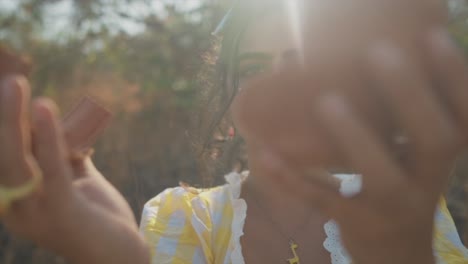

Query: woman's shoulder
left=141, top=179, right=233, bottom=217
left=141, top=171, right=247, bottom=218
left=139, top=172, right=247, bottom=263
left=140, top=184, right=226, bottom=227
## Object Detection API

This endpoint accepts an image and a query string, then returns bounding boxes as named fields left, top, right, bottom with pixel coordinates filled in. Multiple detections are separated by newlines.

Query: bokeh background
left=0, top=0, right=467, bottom=263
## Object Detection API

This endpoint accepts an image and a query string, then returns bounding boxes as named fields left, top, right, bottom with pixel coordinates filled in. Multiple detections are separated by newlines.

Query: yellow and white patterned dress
left=139, top=172, right=468, bottom=264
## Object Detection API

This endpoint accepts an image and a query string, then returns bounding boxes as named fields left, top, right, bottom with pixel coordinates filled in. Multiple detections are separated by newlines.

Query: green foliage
left=0, top=1, right=229, bottom=263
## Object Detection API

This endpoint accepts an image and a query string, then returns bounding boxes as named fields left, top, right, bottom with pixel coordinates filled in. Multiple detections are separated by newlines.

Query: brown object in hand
left=0, top=44, right=111, bottom=160
left=62, top=96, right=112, bottom=159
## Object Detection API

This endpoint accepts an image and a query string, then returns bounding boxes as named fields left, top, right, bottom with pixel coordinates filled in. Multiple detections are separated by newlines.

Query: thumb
left=32, top=98, right=73, bottom=195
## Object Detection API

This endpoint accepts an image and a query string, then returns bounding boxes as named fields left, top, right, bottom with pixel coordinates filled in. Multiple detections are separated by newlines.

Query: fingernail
left=429, top=28, right=456, bottom=51
left=368, top=41, right=402, bottom=67
left=316, top=93, right=348, bottom=116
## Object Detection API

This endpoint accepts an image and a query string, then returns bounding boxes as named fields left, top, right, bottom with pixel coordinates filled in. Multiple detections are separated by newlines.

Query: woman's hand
left=0, top=76, right=149, bottom=264
left=235, top=28, right=468, bottom=264
left=307, top=29, right=467, bottom=264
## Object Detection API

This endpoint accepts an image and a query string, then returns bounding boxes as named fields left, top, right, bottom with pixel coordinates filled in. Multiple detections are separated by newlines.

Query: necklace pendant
left=287, top=240, right=300, bottom=264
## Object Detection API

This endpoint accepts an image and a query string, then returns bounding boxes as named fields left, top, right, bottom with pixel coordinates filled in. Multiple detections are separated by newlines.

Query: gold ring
left=0, top=172, right=43, bottom=216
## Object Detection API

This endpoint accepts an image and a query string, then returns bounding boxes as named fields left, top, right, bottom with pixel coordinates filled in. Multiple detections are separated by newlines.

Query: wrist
left=62, top=217, right=150, bottom=264
left=67, top=226, right=150, bottom=264
left=54, top=196, right=150, bottom=264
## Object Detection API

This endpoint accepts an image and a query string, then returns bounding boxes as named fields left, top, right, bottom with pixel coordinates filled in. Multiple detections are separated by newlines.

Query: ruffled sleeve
left=224, top=172, right=248, bottom=264
left=139, top=187, right=212, bottom=264
left=433, top=198, right=468, bottom=263
left=323, top=175, right=468, bottom=264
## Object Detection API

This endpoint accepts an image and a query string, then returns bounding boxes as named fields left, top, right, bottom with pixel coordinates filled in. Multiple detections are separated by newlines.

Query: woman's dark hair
left=193, top=1, right=275, bottom=186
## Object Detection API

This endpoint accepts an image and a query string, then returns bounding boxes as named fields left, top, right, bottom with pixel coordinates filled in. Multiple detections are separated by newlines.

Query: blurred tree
left=0, top=0, right=230, bottom=263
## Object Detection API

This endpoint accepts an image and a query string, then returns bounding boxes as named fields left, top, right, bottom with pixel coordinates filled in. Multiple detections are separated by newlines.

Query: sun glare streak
left=285, top=0, right=305, bottom=66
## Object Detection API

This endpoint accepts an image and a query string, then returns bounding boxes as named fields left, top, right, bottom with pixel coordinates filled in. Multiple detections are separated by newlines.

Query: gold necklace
left=245, top=184, right=314, bottom=264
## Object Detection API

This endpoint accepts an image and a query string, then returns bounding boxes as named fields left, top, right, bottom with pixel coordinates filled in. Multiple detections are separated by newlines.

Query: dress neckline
left=224, top=171, right=356, bottom=264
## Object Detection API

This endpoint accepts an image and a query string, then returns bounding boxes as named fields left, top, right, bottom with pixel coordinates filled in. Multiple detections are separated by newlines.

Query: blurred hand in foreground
left=233, top=27, right=468, bottom=264
left=0, top=76, right=150, bottom=264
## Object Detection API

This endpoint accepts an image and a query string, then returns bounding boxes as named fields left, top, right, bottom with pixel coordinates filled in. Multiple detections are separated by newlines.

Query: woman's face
left=232, top=7, right=336, bottom=168
left=236, top=8, right=301, bottom=87
left=230, top=0, right=447, bottom=171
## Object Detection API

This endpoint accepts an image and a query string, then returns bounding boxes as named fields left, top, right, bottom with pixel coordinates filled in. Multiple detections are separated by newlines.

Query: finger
left=256, top=147, right=348, bottom=216
left=0, top=75, right=34, bottom=186
left=427, top=29, right=468, bottom=139
left=297, top=168, right=352, bottom=217
left=0, top=75, right=31, bottom=154
left=367, top=42, right=462, bottom=169
left=32, top=98, right=73, bottom=193
left=313, top=94, right=409, bottom=202
left=302, top=168, right=342, bottom=193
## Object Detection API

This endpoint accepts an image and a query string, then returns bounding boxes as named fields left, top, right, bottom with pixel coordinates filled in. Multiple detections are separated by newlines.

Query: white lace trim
left=225, top=171, right=248, bottom=264
left=227, top=171, right=359, bottom=264
left=323, top=220, right=351, bottom=264
left=322, top=174, right=362, bottom=264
